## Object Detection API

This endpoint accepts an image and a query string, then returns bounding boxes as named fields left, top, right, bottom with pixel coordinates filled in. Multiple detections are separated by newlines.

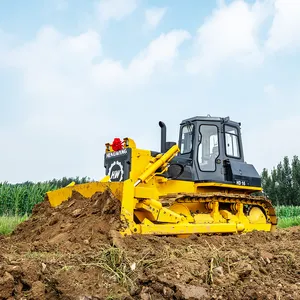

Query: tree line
left=12, top=176, right=92, bottom=188
left=261, top=155, right=300, bottom=206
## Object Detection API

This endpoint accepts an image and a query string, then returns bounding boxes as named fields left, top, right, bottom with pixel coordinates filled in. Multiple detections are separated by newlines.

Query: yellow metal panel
left=134, top=186, right=159, bottom=199
left=117, top=179, right=137, bottom=226
left=193, top=214, right=214, bottom=224
left=100, top=175, right=110, bottom=182
left=123, top=138, right=136, bottom=149
left=138, top=222, right=239, bottom=235
left=135, top=202, right=184, bottom=223
left=196, top=182, right=262, bottom=192
left=154, top=179, right=195, bottom=199
left=133, top=222, right=272, bottom=235
left=129, top=149, right=153, bottom=182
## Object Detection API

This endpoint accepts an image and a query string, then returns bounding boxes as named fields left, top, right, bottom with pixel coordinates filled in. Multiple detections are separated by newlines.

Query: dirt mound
left=11, top=189, right=122, bottom=252
left=0, top=189, right=300, bottom=299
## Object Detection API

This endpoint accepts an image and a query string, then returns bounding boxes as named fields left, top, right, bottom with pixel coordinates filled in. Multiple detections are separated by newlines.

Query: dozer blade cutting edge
left=46, top=115, right=278, bottom=237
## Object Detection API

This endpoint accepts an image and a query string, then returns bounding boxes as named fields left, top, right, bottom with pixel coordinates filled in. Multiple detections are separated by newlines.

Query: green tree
left=261, top=155, right=300, bottom=206
left=291, top=155, right=300, bottom=205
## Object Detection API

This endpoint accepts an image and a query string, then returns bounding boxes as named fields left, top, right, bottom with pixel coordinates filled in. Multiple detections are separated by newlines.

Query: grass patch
left=81, top=245, right=162, bottom=290
left=277, top=216, right=300, bottom=228
left=79, top=246, right=136, bottom=288
left=275, top=206, right=300, bottom=218
left=0, top=215, right=28, bottom=235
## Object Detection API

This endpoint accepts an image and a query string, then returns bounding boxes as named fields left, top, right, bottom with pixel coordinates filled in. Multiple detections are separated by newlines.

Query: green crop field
left=0, top=180, right=299, bottom=235
left=275, top=205, right=300, bottom=228
left=0, top=177, right=90, bottom=216
left=0, top=182, right=57, bottom=216
left=0, top=178, right=90, bottom=234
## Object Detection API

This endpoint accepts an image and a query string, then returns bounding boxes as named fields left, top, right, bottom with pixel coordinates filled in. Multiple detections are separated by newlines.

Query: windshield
left=180, top=123, right=194, bottom=154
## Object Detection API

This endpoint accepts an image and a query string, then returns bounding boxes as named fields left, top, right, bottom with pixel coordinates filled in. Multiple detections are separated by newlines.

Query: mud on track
left=0, top=189, right=300, bottom=300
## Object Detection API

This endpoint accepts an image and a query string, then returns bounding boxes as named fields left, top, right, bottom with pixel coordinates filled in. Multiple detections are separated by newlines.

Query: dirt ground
left=0, top=189, right=300, bottom=300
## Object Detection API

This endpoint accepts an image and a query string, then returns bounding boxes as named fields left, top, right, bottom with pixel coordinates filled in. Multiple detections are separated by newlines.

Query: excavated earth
left=0, top=189, right=300, bottom=300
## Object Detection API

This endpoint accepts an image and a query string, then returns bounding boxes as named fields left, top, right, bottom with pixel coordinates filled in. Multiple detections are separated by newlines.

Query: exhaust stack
left=159, top=121, right=167, bottom=153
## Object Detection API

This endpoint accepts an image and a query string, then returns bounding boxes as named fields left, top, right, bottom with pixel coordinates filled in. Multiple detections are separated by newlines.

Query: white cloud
left=186, top=0, right=272, bottom=74
left=97, top=0, right=138, bottom=22
left=144, top=7, right=167, bottom=29
left=127, top=30, right=191, bottom=82
left=6, top=27, right=102, bottom=100
left=185, top=0, right=300, bottom=75
left=5, top=25, right=190, bottom=114
left=265, top=0, right=300, bottom=52
left=0, top=26, right=189, bottom=182
left=91, top=30, right=190, bottom=87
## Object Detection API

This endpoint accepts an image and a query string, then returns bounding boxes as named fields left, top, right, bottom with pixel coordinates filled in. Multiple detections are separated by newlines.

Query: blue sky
left=0, top=0, right=300, bottom=183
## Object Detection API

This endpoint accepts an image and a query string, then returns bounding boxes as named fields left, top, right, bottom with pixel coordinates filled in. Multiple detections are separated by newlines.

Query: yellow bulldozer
left=46, top=115, right=277, bottom=236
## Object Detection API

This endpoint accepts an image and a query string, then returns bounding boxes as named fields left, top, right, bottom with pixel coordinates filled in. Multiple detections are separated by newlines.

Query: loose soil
left=0, top=189, right=300, bottom=300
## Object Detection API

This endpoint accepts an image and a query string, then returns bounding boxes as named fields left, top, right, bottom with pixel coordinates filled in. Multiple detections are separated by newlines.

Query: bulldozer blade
left=46, top=182, right=124, bottom=207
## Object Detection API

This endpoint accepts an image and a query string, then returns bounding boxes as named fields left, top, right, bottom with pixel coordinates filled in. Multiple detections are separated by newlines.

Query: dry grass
left=80, top=245, right=161, bottom=289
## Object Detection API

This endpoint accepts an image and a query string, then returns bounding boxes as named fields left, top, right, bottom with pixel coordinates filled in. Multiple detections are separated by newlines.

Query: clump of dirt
left=0, top=189, right=300, bottom=300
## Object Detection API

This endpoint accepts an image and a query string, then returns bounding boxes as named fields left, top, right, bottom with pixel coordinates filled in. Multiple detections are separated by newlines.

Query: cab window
left=225, top=125, right=240, bottom=158
left=198, top=125, right=219, bottom=171
left=180, top=124, right=194, bottom=154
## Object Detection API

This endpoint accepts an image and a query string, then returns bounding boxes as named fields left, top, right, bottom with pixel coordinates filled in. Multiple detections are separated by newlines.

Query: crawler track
left=161, top=192, right=277, bottom=226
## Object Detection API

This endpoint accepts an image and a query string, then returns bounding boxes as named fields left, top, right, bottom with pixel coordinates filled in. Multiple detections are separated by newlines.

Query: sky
left=0, top=0, right=300, bottom=183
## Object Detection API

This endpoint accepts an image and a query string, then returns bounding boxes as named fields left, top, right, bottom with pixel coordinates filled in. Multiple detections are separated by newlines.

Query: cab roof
left=180, top=115, right=241, bottom=127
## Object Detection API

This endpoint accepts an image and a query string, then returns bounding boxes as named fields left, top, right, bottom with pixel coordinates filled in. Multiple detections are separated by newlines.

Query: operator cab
left=163, top=116, right=261, bottom=187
